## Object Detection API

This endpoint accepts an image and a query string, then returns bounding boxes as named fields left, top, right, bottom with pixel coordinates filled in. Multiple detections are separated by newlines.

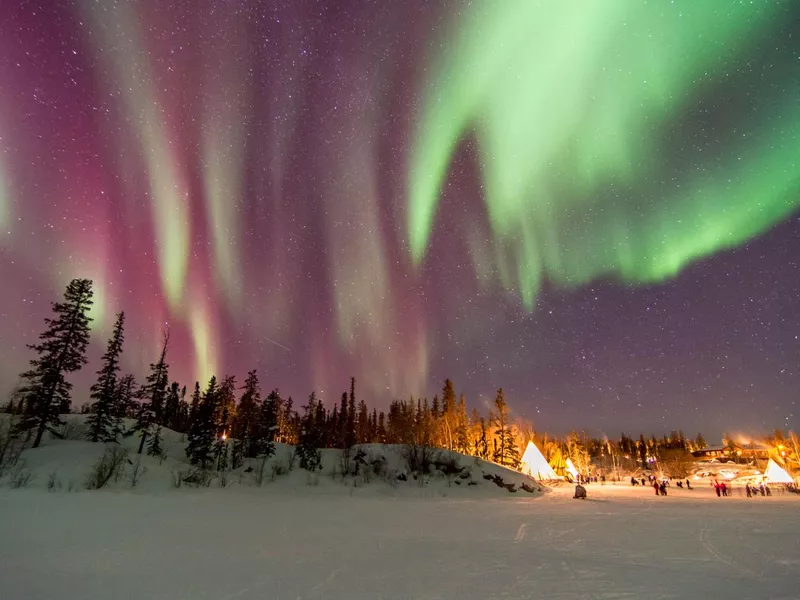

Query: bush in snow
left=402, top=444, right=440, bottom=475
left=253, top=456, right=270, bottom=486
left=297, top=445, right=321, bottom=472
left=47, top=469, right=61, bottom=491
left=434, top=455, right=463, bottom=476
left=9, top=460, right=33, bottom=488
left=354, top=451, right=387, bottom=485
left=85, top=446, right=128, bottom=490
left=369, top=453, right=387, bottom=478
left=182, top=468, right=212, bottom=488
left=0, top=415, right=26, bottom=477
left=129, top=456, right=147, bottom=487
left=270, top=461, right=288, bottom=482
left=383, top=470, right=400, bottom=489
left=59, top=419, right=84, bottom=441
left=170, top=469, right=184, bottom=488
left=338, top=446, right=354, bottom=478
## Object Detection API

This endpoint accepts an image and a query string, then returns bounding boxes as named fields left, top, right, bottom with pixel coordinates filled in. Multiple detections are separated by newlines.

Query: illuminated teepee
left=565, top=457, right=580, bottom=480
left=520, top=441, right=559, bottom=480
left=549, top=447, right=568, bottom=478
left=764, top=458, right=793, bottom=484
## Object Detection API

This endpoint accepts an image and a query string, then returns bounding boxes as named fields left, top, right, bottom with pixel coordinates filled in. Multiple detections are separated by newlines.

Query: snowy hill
left=2, top=415, right=546, bottom=498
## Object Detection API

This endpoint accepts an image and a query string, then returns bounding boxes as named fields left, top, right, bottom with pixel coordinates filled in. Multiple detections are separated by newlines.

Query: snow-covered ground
left=1, top=419, right=797, bottom=599
left=1, top=481, right=798, bottom=600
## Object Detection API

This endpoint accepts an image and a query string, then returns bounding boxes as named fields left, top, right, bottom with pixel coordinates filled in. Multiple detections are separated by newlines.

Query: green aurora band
left=409, top=0, right=800, bottom=308
left=82, top=0, right=191, bottom=312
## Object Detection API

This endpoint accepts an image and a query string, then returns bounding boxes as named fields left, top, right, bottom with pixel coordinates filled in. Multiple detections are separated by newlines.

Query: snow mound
left=2, top=415, right=546, bottom=498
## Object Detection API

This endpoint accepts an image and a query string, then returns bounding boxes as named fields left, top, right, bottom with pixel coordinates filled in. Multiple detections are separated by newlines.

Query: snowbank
left=2, top=415, right=546, bottom=498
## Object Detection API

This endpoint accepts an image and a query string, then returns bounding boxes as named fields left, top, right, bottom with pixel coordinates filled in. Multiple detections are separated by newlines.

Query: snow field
left=1, top=482, right=798, bottom=600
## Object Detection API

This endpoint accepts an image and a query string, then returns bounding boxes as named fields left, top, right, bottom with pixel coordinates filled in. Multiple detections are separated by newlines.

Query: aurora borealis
left=1, top=0, right=798, bottom=435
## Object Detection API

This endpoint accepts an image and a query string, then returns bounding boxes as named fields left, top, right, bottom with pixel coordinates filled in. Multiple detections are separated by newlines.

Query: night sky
left=1, top=0, right=799, bottom=439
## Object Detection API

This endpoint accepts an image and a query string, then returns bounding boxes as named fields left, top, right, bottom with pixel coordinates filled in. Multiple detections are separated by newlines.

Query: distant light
left=221, top=432, right=227, bottom=441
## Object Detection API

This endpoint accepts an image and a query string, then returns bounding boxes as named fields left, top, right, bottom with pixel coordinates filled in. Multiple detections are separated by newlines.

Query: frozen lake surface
left=1, top=483, right=798, bottom=600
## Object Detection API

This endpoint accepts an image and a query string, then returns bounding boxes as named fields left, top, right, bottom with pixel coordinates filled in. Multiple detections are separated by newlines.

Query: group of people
left=630, top=475, right=692, bottom=496
left=620, top=473, right=795, bottom=498
left=711, top=480, right=730, bottom=497
left=744, top=482, right=771, bottom=497
left=712, top=480, right=778, bottom=497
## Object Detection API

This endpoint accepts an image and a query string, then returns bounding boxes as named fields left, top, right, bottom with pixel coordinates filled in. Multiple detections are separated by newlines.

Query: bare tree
left=659, top=448, right=695, bottom=479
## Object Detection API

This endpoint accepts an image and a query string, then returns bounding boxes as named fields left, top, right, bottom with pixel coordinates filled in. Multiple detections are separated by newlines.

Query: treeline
left=4, top=279, right=523, bottom=470
left=15, top=279, right=778, bottom=478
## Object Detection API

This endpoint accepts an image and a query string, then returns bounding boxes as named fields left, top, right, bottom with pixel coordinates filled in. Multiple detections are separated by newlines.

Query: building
left=691, top=442, right=771, bottom=462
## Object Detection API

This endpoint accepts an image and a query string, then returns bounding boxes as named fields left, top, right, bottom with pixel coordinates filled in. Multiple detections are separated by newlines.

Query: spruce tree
left=491, top=388, right=518, bottom=466
left=296, top=392, right=322, bottom=471
left=338, top=392, right=349, bottom=447
left=176, top=385, right=189, bottom=433
left=441, top=379, right=457, bottom=449
left=147, top=424, right=164, bottom=458
left=505, top=424, right=520, bottom=468
left=215, top=431, right=229, bottom=471
left=233, top=370, right=260, bottom=459
left=370, top=409, right=378, bottom=443
left=86, top=312, right=125, bottom=442
left=163, top=382, right=181, bottom=432
left=133, top=332, right=169, bottom=454
left=356, top=400, right=369, bottom=444
left=214, top=378, right=235, bottom=471
left=421, top=397, right=433, bottom=446
left=638, top=434, right=647, bottom=469
left=253, top=389, right=279, bottom=459
left=4, top=386, right=23, bottom=415
left=346, top=377, right=356, bottom=446
left=230, top=433, right=244, bottom=470
left=315, top=399, right=328, bottom=446
left=455, top=394, right=470, bottom=454
left=215, top=376, right=237, bottom=436
left=328, top=405, right=340, bottom=448
left=377, top=411, right=386, bottom=443
left=188, top=382, right=201, bottom=429
left=186, top=376, right=217, bottom=468
left=282, top=396, right=298, bottom=444
left=114, top=373, right=136, bottom=425
left=17, top=278, right=93, bottom=447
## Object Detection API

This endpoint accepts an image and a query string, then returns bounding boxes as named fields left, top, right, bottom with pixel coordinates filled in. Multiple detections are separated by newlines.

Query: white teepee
left=764, top=458, right=793, bottom=484
left=565, top=457, right=579, bottom=480
left=520, top=441, right=559, bottom=480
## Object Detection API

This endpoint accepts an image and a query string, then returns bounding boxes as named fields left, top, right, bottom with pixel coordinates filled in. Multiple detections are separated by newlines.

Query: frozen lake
left=1, top=483, right=798, bottom=600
